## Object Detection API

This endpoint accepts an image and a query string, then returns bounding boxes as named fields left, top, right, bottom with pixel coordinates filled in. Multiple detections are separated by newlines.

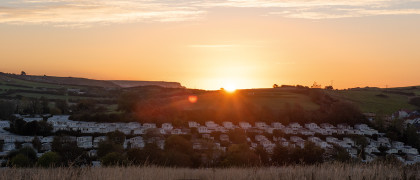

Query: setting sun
left=224, top=85, right=237, bottom=93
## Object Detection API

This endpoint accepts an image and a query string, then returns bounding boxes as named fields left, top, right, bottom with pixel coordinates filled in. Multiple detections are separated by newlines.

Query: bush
left=10, top=154, right=32, bottom=167
left=37, top=152, right=61, bottom=167
left=7, top=146, right=38, bottom=164
left=100, top=152, right=127, bottom=166
left=409, top=97, right=420, bottom=107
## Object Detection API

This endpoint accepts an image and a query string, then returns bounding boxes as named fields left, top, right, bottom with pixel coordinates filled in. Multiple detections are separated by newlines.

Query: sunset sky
left=1, top=0, right=420, bottom=90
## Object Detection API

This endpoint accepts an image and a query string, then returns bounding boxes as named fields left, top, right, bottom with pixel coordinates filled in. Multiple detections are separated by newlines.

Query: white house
left=343, top=137, right=355, bottom=146
left=3, top=143, right=15, bottom=152
left=161, top=123, right=173, bottom=131
left=220, top=134, right=229, bottom=142
left=305, top=123, right=319, bottom=129
left=392, top=141, right=404, bottom=149
left=255, top=135, right=267, bottom=142
left=77, top=136, right=93, bottom=149
left=354, top=124, right=369, bottom=130
left=0, top=121, right=10, bottom=128
left=133, top=128, right=146, bottom=135
left=143, top=123, right=157, bottom=129
left=171, top=129, right=182, bottom=135
left=337, top=124, right=351, bottom=129
left=401, top=146, right=419, bottom=155
left=222, top=122, right=235, bottom=129
left=205, top=121, right=218, bottom=129
left=320, top=123, right=334, bottom=129
left=364, top=145, right=380, bottom=154
left=271, top=122, right=284, bottom=129
left=239, top=122, right=251, bottom=129
left=290, top=136, right=303, bottom=143
left=127, top=136, right=145, bottom=148
left=93, top=136, right=107, bottom=148
left=188, top=121, right=200, bottom=128
left=289, top=123, right=302, bottom=129
left=255, top=122, right=268, bottom=129
left=326, top=137, right=338, bottom=143
left=387, top=148, right=398, bottom=154
left=23, top=117, right=43, bottom=122
left=127, top=122, right=141, bottom=129
left=41, top=143, right=52, bottom=151
left=198, top=126, right=210, bottom=134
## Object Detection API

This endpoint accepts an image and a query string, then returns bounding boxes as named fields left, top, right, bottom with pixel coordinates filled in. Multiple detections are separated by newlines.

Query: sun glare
left=224, top=85, right=237, bottom=93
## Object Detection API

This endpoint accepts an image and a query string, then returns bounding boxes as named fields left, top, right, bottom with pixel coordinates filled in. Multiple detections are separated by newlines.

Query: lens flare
left=188, top=95, right=198, bottom=103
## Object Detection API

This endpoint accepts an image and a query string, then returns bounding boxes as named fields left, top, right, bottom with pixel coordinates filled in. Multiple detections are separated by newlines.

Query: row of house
left=1, top=114, right=419, bottom=164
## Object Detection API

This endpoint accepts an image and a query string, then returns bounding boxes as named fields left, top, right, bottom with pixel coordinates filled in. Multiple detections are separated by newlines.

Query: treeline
left=6, top=118, right=53, bottom=136
left=0, top=98, right=69, bottom=118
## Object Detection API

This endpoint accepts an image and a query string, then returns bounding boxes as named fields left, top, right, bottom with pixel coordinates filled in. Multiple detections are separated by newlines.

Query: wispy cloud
left=189, top=44, right=239, bottom=48
left=0, top=0, right=205, bottom=27
left=1, top=0, right=420, bottom=27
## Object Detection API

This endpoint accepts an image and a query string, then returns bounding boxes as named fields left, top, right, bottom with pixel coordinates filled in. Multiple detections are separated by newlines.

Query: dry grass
left=0, top=163, right=419, bottom=180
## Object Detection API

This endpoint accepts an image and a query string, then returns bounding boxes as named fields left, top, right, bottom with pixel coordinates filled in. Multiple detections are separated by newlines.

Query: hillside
left=0, top=72, right=183, bottom=89
left=1, top=71, right=420, bottom=116
left=110, top=80, right=183, bottom=88
left=327, top=86, right=420, bottom=114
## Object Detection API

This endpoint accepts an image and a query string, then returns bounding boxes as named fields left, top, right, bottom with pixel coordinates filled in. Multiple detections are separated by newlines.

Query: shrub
left=101, top=152, right=127, bottom=166
left=37, top=152, right=61, bottom=167
left=10, top=154, right=32, bottom=167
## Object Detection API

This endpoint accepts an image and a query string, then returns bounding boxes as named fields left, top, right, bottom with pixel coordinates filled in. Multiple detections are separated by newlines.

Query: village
left=1, top=110, right=419, bottom=166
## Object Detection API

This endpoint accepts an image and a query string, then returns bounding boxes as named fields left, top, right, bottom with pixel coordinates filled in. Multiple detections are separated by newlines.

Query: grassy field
left=170, top=90, right=319, bottom=113
left=327, top=89, right=418, bottom=114
left=0, top=163, right=418, bottom=180
left=0, top=74, right=82, bottom=90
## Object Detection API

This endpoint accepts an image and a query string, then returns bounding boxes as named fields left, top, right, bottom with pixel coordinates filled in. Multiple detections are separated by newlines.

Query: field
left=0, top=163, right=418, bottom=180
left=170, top=90, right=320, bottom=113
left=327, top=88, right=419, bottom=114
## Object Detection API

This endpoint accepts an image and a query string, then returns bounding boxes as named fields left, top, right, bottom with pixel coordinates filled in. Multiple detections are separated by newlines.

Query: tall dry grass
left=0, top=163, right=418, bottom=180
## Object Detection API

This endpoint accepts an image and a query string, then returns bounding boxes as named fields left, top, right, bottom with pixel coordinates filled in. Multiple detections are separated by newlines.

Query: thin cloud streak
left=0, top=0, right=420, bottom=27
left=189, top=44, right=239, bottom=48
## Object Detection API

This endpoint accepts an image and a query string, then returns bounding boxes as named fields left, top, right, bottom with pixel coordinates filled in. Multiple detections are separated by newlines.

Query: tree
left=228, top=129, right=247, bottom=144
left=161, top=151, right=193, bottom=167
left=161, top=135, right=195, bottom=167
left=165, top=135, right=193, bottom=154
left=272, top=144, right=290, bottom=165
left=221, top=144, right=260, bottom=167
left=55, top=100, right=69, bottom=114
left=106, top=131, right=126, bottom=145
left=0, top=140, right=4, bottom=152
left=404, top=125, right=420, bottom=149
left=97, top=141, right=124, bottom=158
left=273, top=84, right=279, bottom=88
left=254, top=145, right=269, bottom=165
left=300, top=141, right=325, bottom=164
left=101, top=152, right=127, bottom=166
left=330, top=145, right=351, bottom=162
left=127, top=148, right=145, bottom=165
left=0, top=100, right=16, bottom=120
left=37, top=152, right=61, bottom=167
left=10, top=154, right=31, bottom=167
left=324, top=86, right=333, bottom=90
left=32, top=136, right=42, bottom=152
left=21, top=71, right=26, bottom=76
left=352, top=135, right=368, bottom=160
left=7, top=146, right=37, bottom=167
left=52, top=136, right=85, bottom=166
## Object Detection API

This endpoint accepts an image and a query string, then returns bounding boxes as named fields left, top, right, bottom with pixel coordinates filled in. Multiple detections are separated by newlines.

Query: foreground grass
left=1, top=163, right=419, bottom=180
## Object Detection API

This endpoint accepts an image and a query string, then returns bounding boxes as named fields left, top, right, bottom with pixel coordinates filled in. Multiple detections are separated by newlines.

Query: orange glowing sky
left=1, top=0, right=420, bottom=90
